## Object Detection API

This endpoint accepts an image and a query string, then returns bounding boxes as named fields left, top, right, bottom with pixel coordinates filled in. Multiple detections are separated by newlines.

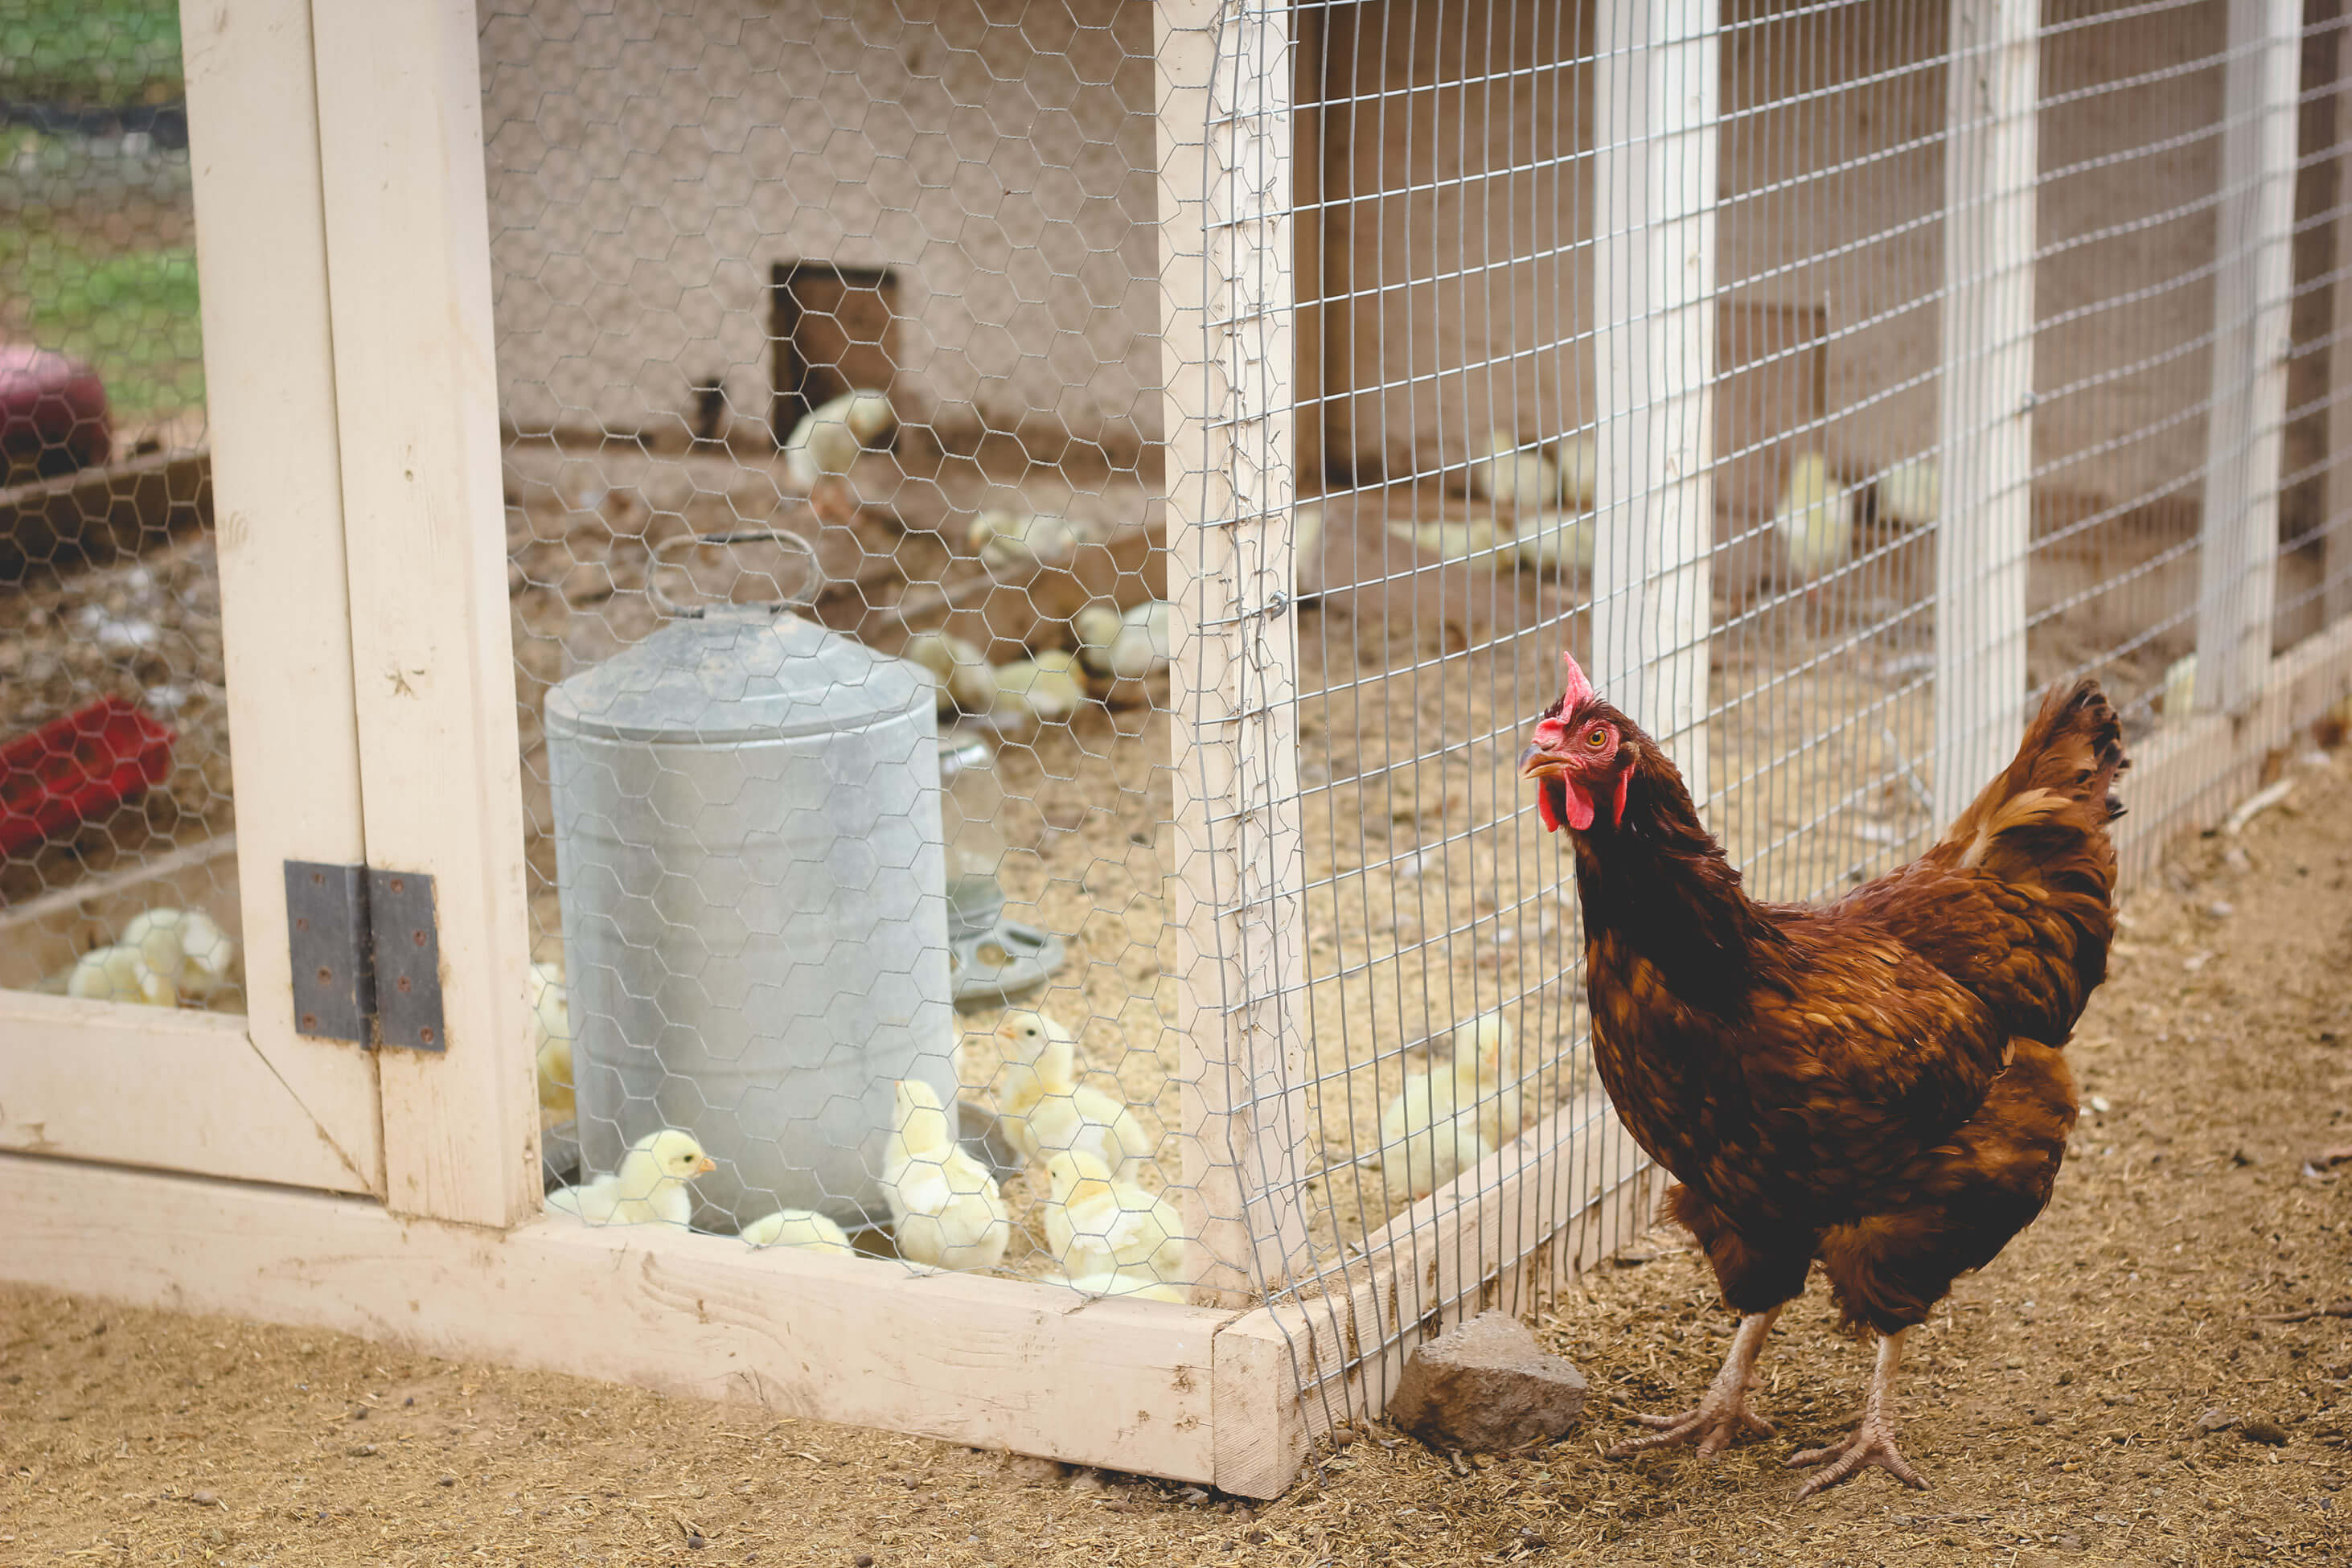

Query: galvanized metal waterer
left=543, top=530, right=955, bottom=1232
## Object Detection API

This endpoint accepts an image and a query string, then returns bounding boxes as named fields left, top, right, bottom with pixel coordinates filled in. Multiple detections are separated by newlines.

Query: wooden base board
left=0, top=1151, right=1242, bottom=1485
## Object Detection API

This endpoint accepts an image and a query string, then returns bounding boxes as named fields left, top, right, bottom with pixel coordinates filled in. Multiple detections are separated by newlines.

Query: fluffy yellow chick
left=1557, top=432, right=1599, bottom=510
left=1042, top=1149, right=1186, bottom=1283
left=971, top=509, right=1102, bottom=573
left=993, top=1008, right=1156, bottom=1177
left=1049, top=1267, right=1188, bottom=1303
left=1873, top=456, right=1939, bottom=527
left=1389, top=515, right=1511, bottom=566
left=121, top=907, right=237, bottom=1002
left=1072, top=600, right=1171, bottom=702
left=1375, top=1064, right=1488, bottom=1206
left=529, top=961, right=574, bottom=1119
left=2162, top=651, right=2197, bottom=722
left=544, top=1128, right=715, bottom=1227
left=902, top=630, right=999, bottom=716
left=1445, top=1008, right=1525, bottom=1151
left=741, top=1209, right=854, bottom=1254
left=1511, top=510, right=1595, bottom=577
left=1467, top=430, right=1559, bottom=515
left=782, top=389, right=895, bottom=490
left=1293, top=501, right=1324, bottom=593
left=67, top=943, right=175, bottom=1008
left=1775, top=450, right=1853, bottom=589
left=882, top=1079, right=1011, bottom=1271
left=991, top=651, right=1086, bottom=729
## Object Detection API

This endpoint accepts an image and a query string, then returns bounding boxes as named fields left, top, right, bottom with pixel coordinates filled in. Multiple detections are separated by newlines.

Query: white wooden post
left=310, top=0, right=540, bottom=1227
left=1156, top=0, right=1313, bottom=1306
left=1932, top=0, right=2040, bottom=817
left=2195, top=0, right=2300, bottom=714
left=2329, top=48, right=2352, bottom=630
left=169, top=0, right=389, bottom=1186
left=1593, top=0, right=1719, bottom=801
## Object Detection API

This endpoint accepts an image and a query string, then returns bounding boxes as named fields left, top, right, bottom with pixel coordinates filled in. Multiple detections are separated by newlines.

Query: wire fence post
left=1933, top=0, right=2039, bottom=818
left=2196, top=0, right=2299, bottom=715
left=1157, top=0, right=1312, bottom=1307
left=2327, top=40, right=2352, bottom=631
left=1594, top=0, right=1720, bottom=799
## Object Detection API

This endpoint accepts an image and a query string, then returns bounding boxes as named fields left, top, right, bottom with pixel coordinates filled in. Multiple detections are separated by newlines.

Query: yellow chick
left=1873, top=456, right=1939, bottom=527
left=1445, top=1008, right=1525, bottom=1151
left=1467, top=430, right=1559, bottom=515
left=991, top=651, right=1086, bottom=729
left=782, top=389, right=895, bottom=490
left=970, top=509, right=1102, bottom=574
left=1375, top=1063, right=1488, bottom=1206
left=529, top=960, right=574, bottom=1119
left=1511, top=510, right=1595, bottom=577
left=121, top=907, right=238, bottom=1001
left=2161, top=651, right=2197, bottom=721
left=67, top=943, right=175, bottom=1008
left=1775, top=451, right=1853, bottom=589
left=1292, top=501, right=1324, bottom=595
left=1073, top=600, right=1171, bottom=699
left=1049, top=1268, right=1188, bottom=1304
left=1389, top=515, right=1511, bottom=566
left=1042, top=1149, right=1186, bottom=1283
left=882, top=1079, right=1011, bottom=1272
left=994, top=1008, right=1156, bottom=1177
left=1557, top=432, right=1599, bottom=510
left=544, top=1127, right=715, bottom=1227
left=902, top=630, right=999, bottom=716
left=741, top=1209, right=855, bottom=1254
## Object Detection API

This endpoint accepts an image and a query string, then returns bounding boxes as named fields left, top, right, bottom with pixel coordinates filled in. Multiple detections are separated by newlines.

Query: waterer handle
left=647, top=527, right=823, bottom=618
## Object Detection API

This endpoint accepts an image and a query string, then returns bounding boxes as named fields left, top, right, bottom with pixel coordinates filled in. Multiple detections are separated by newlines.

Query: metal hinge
left=284, top=860, right=445, bottom=1051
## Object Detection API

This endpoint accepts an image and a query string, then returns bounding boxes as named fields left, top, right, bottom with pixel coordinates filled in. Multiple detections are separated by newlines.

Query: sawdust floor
left=9, top=720, right=2352, bottom=1566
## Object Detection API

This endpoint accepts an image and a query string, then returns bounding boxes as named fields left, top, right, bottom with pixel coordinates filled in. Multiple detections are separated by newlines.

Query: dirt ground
left=8, top=721, right=2352, bottom=1566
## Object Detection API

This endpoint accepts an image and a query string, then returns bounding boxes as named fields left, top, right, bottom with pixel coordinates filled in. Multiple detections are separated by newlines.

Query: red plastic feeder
left=0, top=697, right=177, bottom=859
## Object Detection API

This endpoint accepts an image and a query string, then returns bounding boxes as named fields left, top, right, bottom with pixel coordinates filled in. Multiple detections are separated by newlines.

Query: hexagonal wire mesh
left=0, top=2, right=236, bottom=1015
left=475, top=0, right=2352, bottom=1417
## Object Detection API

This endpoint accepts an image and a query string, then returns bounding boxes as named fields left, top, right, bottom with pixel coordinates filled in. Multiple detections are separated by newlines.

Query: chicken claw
left=1608, top=1307, right=1780, bottom=1462
left=1788, top=1328, right=1927, bottom=1499
left=1787, top=1417, right=1924, bottom=1497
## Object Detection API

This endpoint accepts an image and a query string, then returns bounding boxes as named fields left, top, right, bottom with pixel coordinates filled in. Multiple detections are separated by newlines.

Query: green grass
left=0, top=0, right=184, bottom=107
left=2, top=230, right=203, bottom=417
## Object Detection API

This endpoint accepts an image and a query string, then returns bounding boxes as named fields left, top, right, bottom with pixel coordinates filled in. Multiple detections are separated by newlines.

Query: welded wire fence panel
left=482, top=0, right=1200, bottom=1297
left=473, top=0, right=2345, bottom=1439
left=0, top=3, right=236, bottom=1014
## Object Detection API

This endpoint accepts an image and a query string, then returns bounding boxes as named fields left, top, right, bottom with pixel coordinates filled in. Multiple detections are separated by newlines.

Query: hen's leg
left=1786, top=1328, right=1926, bottom=1497
left=1609, top=1307, right=1781, bottom=1460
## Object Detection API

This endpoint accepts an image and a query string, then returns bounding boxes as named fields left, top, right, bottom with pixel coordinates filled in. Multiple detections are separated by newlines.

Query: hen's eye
left=1585, top=727, right=1608, bottom=749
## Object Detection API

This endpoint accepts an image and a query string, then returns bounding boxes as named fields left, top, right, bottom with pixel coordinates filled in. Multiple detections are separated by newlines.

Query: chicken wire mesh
left=484, top=0, right=1195, bottom=1293
left=470, top=0, right=2347, bottom=1426
left=0, top=2, right=239, bottom=1016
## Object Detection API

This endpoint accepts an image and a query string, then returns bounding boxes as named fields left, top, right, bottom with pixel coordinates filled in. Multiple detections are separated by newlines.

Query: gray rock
left=1385, top=1311, right=1588, bottom=1452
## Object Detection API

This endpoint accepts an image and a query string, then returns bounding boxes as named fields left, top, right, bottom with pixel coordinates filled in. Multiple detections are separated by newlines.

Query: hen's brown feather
left=1555, top=679, right=2122, bottom=1334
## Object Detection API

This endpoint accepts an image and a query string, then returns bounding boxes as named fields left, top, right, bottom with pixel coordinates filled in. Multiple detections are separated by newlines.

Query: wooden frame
left=2196, top=0, right=2301, bottom=716
left=309, top=0, right=539, bottom=1229
left=2327, top=42, right=2352, bottom=629
left=1156, top=0, right=1316, bottom=1306
left=1594, top=0, right=1720, bottom=798
left=1932, top=0, right=2040, bottom=816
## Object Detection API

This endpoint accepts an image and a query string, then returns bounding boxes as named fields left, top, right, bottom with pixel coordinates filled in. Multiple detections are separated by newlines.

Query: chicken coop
left=6, top=0, right=2352, bottom=1496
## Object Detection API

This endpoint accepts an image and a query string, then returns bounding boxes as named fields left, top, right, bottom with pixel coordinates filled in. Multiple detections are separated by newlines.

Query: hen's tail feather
left=1935, top=679, right=2128, bottom=881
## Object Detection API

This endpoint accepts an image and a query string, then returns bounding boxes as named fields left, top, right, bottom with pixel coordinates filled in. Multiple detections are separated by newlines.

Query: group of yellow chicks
left=533, top=983, right=1188, bottom=1301
left=1372, top=1008, right=1525, bottom=1207
left=901, top=595, right=1171, bottom=735
left=57, top=906, right=240, bottom=1009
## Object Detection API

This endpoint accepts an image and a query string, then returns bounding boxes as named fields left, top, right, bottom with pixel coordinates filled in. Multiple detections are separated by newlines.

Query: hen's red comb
left=1558, top=650, right=1595, bottom=711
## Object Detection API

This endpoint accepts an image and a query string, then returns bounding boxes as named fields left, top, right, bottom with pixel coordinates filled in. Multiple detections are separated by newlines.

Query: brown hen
left=1520, top=653, right=2125, bottom=1496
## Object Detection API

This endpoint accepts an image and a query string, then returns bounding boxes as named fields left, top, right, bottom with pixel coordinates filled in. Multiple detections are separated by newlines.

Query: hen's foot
left=1608, top=1390, right=1776, bottom=1460
left=1786, top=1413, right=1926, bottom=1498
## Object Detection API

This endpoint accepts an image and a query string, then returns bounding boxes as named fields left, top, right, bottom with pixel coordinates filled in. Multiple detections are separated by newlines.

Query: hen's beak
left=1519, top=740, right=1568, bottom=782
